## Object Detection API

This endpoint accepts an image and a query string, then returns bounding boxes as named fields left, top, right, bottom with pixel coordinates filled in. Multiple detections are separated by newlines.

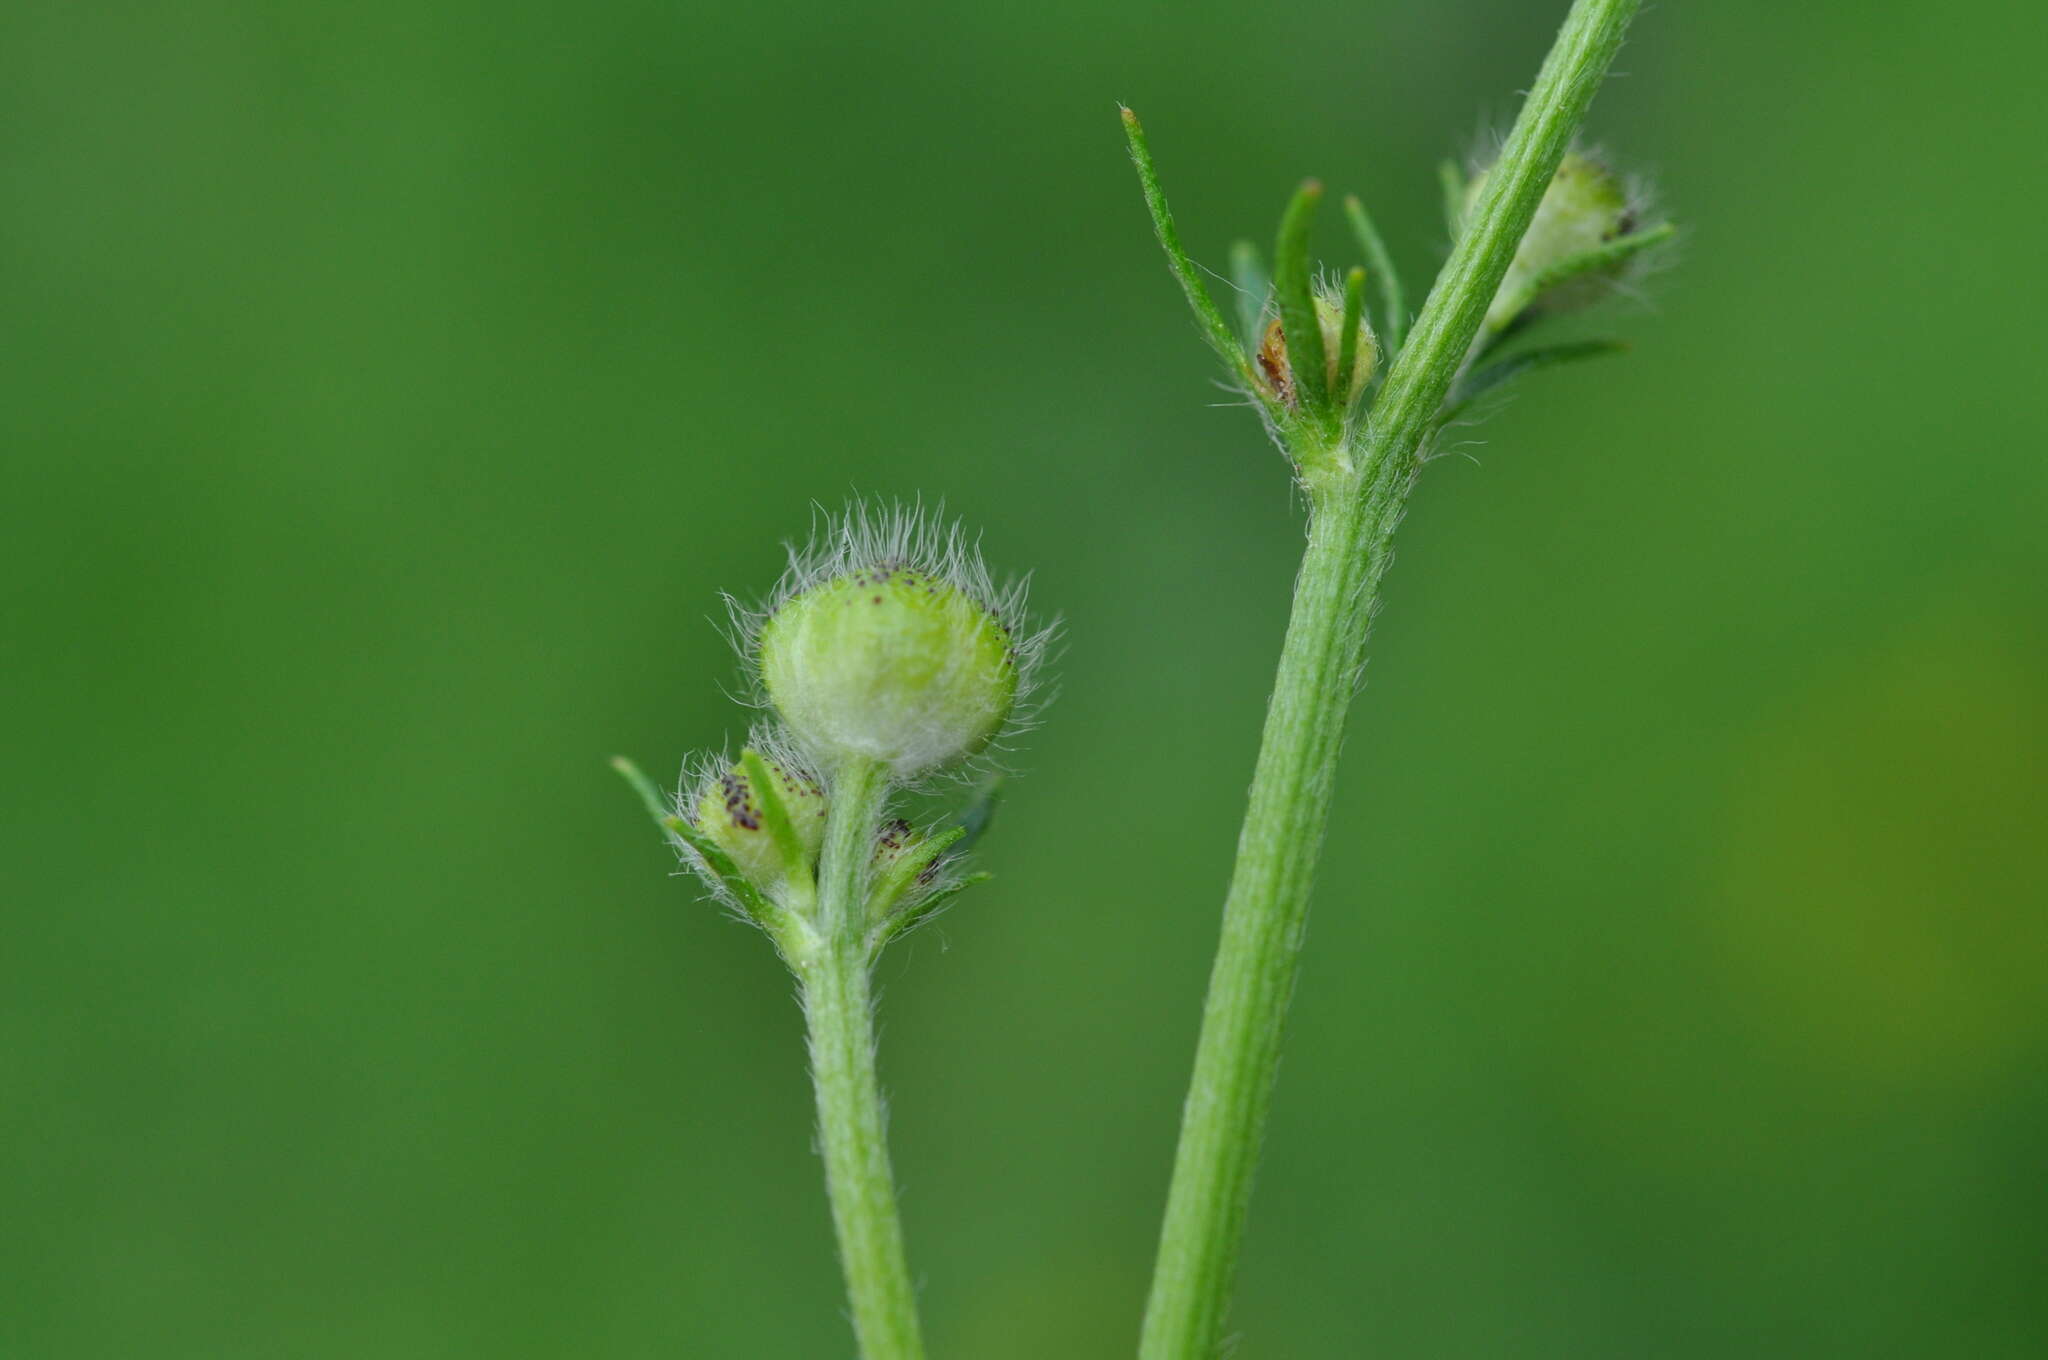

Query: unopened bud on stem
left=755, top=510, right=1045, bottom=779
left=1468, top=149, right=1643, bottom=331
left=693, top=755, right=826, bottom=900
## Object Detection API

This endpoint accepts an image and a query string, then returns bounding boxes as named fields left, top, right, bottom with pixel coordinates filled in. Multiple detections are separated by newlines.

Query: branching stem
left=1137, top=2, right=1644, bottom=1354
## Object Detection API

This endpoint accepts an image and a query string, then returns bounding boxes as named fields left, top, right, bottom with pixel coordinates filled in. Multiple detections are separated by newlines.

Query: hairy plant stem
left=1137, top=475, right=1386, bottom=1358
left=802, top=756, right=924, bottom=1360
left=1137, top=1, right=1643, bottom=1354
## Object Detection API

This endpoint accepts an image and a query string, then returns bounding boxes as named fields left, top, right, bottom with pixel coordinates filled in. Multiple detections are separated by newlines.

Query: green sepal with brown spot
left=866, top=822, right=966, bottom=926
left=690, top=750, right=827, bottom=904
left=738, top=747, right=823, bottom=900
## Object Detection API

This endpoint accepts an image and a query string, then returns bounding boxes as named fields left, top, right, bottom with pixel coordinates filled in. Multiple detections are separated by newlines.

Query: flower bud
left=1467, top=150, right=1636, bottom=331
left=693, top=756, right=826, bottom=898
left=1255, top=294, right=1377, bottom=408
left=759, top=558, right=1019, bottom=776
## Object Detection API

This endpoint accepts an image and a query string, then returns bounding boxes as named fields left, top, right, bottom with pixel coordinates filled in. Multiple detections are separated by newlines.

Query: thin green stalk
left=802, top=756, right=925, bottom=1360
left=1120, top=107, right=1254, bottom=383
left=1335, top=267, right=1367, bottom=400
left=1139, top=482, right=1385, bottom=1357
left=1228, top=240, right=1269, bottom=350
left=1343, top=194, right=1406, bottom=356
left=1138, top=2, right=1643, bottom=1355
left=1273, top=179, right=1331, bottom=420
left=1438, top=158, right=1469, bottom=238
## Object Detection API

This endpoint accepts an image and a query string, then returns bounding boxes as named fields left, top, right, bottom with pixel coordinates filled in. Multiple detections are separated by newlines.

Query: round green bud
left=1255, top=295, right=1378, bottom=408
left=758, top=561, right=1018, bottom=776
left=693, top=757, right=826, bottom=897
left=1468, top=150, right=1634, bottom=330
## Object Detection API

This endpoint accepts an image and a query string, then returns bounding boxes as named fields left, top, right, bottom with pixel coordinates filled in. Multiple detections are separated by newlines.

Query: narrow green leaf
left=660, top=814, right=787, bottom=933
left=1439, top=158, right=1469, bottom=239
left=1490, top=221, right=1677, bottom=330
left=1272, top=178, right=1329, bottom=417
left=1528, top=220, right=1676, bottom=295
left=1228, top=239, right=1269, bottom=352
left=1335, top=267, right=1367, bottom=408
left=612, top=756, right=788, bottom=932
left=1120, top=108, right=1252, bottom=377
left=869, top=871, right=993, bottom=955
left=1441, top=338, right=1627, bottom=423
left=1343, top=194, right=1406, bottom=355
left=610, top=755, right=670, bottom=826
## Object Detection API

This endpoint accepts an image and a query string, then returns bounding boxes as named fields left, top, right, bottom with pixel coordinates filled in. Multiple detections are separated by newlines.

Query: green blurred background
left=6, top=1, right=2046, bottom=1355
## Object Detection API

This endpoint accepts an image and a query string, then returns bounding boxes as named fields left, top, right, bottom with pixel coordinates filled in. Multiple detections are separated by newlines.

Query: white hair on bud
left=674, top=722, right=825, bottom=824
left=668, top=742, right=749, bottom=919
left=727, top=499, right=1059, bottom=784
